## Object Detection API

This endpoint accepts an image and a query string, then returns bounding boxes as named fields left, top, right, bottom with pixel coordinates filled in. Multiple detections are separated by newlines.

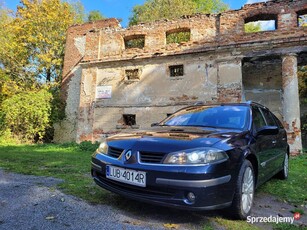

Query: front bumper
left=91, top=155, right=236, bottom=210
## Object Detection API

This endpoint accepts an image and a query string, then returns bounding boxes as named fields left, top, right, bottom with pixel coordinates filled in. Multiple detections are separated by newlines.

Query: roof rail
left=246, top=101, right=268, bottom=109
left=246, top=100, right=253, bottom=104
left=194, top=101, right=204, bottom=106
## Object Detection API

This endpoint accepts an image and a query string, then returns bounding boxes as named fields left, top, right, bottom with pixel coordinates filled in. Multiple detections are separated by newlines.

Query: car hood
left=106, top=126, right=244, bottom=153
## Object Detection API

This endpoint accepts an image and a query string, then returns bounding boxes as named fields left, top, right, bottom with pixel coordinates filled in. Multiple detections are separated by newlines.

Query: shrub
left=0, top=129, right=18, bottom=145
left=1, top=88, right=52, bottom=142
left=79, top=141, right=99, bottom=152
left=301, top=114, right=307, bottom=148
left=43, top=84, right=66, bottom=142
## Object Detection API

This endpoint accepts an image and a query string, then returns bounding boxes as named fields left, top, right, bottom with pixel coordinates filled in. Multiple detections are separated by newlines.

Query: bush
left=301, top=114, right=307, bottom=148
left=1, top=88, right=52, bottom=142
left=42, top=84, right=66, bottom=143
left=78, top=141, right=99, bottom=152
left=0, top=129, right=19, bottom=145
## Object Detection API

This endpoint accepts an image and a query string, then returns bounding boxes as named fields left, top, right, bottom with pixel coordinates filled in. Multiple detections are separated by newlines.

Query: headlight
left=96, top=141, right=108, bottom=154
left=163, top=147, right=228, bottom=165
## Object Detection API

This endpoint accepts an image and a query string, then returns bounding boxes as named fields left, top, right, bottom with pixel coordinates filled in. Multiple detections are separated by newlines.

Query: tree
left=193, top=0, right=228, bottom=13
left=298, top=14, right=307, bottom=27
left=1, top=88, right=52, bottom=141
left=244, top=22, right=261, bottom=33
left=88, top=10, right=105, bottom=22
left=0, top=5, right=30, bottom=85
left=0, top=0, right=86, bottom=142
left=69, top=0, right=86, bottom=24
left=0, top=0, right=85, bottom=83
left=298, top=66, right=307, bottom=141
left=299, top=66, right=307, bottom=104
left=129, top=0, right=228, bottom=25
left=0, top=5, right=29, bottom=105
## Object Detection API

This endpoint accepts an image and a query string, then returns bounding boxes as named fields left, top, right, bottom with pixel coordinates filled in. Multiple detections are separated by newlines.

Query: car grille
left=107, top=147, right=124, bottom=158
left=139, top=151, right=167, bottom=164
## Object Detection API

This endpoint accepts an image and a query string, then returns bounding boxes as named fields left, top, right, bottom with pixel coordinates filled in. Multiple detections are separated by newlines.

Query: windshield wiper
left=180, top=125, right=217, bottom=128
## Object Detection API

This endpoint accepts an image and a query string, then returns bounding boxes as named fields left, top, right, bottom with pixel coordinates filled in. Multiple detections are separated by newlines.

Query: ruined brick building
left=54, top=0, right=307, bottom=154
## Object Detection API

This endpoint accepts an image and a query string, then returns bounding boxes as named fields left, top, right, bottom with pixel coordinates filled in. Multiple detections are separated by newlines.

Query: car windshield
left=162, top=105, right=249, bottom=130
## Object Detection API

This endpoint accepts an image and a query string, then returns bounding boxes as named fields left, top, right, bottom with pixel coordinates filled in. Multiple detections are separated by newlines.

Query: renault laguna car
left=91, top=102, right=289, bottom=219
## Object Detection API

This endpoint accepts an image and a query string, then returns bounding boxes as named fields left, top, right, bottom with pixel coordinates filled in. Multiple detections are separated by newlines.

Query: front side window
left=252, top=107, right=266, bottom=131
left=162, top=105, right=249, bottom=130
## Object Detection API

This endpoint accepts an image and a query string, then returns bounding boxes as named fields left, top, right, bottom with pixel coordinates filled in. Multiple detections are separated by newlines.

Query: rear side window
left=272, top=113, right=284, bottom=129
left=261, top=108, right=277, bottom=126
left=252, top=107, right=266, bottom=130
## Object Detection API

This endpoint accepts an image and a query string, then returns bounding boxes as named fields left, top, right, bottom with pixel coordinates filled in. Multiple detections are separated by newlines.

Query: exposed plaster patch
left=82, top=74, right=92, bottom=96
left=74, top=36, right=86, bottom=56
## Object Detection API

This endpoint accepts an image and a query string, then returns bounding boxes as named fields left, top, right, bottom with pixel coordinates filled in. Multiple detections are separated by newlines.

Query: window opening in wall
left=166, top=28, right=190, bottom=44
left=169, top=65, right=184, bottom=77
left=297, top=10, right=307, bottom=27
left=244, top=14, right=277, bottom=33
left=125, top=69, right=140, bottom=81
left=124, top=35, right=145, bottom=49
left=123, top=114, right=136, bottom=126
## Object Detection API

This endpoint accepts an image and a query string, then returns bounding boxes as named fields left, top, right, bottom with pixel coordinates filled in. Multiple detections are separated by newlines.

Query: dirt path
left=0, top=169, right=306, bottom=230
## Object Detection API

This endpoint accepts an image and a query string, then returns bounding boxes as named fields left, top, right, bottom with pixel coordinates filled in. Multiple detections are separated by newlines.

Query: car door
left=251, top=106, right=276, bottom=183
left=260, top=108, right=287, bottom=174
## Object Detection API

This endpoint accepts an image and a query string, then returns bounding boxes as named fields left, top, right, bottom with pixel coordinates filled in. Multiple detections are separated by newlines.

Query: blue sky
left=3, top=0, right=267, bottom=27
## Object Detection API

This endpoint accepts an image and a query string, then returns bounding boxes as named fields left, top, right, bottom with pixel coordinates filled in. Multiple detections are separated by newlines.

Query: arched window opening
left=244, top=14, right=277, bottom=33
left=166, top=28, right=191, bottom=44
left=297, top=9, right=307, bottom=27
left=124, top=35, right=145, bottom=49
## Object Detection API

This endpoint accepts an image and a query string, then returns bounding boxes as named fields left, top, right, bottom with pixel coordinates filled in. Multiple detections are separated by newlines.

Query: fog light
left=187, top=192, right=196, bottom=202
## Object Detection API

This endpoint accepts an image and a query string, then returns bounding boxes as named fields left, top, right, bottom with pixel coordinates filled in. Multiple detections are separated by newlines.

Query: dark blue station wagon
left=91, top=102, right=289, bottom=219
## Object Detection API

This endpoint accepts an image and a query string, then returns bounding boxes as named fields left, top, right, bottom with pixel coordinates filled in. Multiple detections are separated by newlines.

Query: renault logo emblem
left=125, top=150, right=132, bottom=161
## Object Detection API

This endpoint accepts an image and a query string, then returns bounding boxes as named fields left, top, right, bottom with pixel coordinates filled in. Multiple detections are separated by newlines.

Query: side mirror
left=151, top=123, right=159, bottom=127
left=257, top=126, right=279, bottom=136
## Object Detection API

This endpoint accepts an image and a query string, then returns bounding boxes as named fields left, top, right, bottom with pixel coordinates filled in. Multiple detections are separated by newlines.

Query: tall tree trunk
left=46, top=68, right=51, bottom=82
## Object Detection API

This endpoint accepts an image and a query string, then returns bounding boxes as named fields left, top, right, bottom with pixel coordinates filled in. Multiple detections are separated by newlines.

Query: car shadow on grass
left=91, top=188, right=307, bottom=230
left=94, top=191, right=228, bottom=229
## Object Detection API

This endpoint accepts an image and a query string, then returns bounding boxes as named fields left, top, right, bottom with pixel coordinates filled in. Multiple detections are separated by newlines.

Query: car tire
left=228, top=160, right=255, bottom=220
left=277, top=153, right=289, bottom=180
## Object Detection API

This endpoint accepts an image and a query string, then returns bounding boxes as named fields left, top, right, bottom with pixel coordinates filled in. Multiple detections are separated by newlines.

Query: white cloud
left=260, top=20, right=275, bottom=30
left=245, top=0, right=268, bottom=4
left=247, top=20, right=276, bottom=31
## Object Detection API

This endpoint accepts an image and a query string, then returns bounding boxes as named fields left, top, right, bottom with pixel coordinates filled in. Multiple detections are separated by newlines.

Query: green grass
left=213, top=217, right=260, bottom=230
left=258, top=154, right=307, bottom=205
left=273, top=223, right=305, bottom=230
left=0, top=143, right=112, bottom=204
left=290, top=208, right=305, bottom=215
left=0, top=144, right=306, bottom=230
left=0, top=143, right=305, bottom=206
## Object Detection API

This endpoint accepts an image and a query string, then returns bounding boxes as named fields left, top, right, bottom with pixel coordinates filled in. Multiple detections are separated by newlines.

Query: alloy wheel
left=284, top=154, right=289, bottom=178
left=241, top=167, right=254, bottom=214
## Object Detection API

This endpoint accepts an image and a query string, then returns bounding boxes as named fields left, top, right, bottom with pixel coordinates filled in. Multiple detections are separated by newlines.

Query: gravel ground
left=0, top=169, right=306, bottom=230
left=0, top=170, right=164, bottom=230
left=0, top=169, right=208, bottom=230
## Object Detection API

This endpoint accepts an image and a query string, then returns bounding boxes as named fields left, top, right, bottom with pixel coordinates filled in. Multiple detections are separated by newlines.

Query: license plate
left=106, top=165, right=146, bottom=187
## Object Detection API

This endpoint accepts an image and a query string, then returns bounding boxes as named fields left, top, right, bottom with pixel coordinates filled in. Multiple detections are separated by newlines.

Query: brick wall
left=55, top=0, right=307, bottom=153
